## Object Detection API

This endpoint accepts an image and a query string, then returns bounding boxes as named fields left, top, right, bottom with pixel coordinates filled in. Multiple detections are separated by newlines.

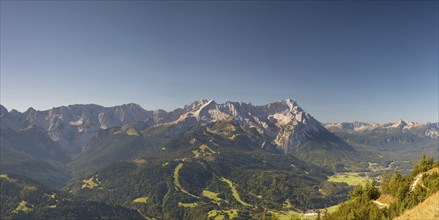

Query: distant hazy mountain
left=325, top=120, right=438, bottom=138
left=324, top=120, right=438, bottom=173
left=324, top=120, right=438, bottom=147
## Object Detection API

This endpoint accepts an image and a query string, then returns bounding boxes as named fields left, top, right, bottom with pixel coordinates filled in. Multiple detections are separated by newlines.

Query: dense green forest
left=0, top=174, right=144, bottom=220
left=324, top=154, right=439, bottom=220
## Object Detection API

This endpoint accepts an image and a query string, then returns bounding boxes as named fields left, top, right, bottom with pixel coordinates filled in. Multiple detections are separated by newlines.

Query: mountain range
left=325, top=120, right=438, bottom=139
left=1, top=99, right=334, bottom=155
left=1, top=99, right=437, bottom=219
left=3, top=100, right=436, bottom=155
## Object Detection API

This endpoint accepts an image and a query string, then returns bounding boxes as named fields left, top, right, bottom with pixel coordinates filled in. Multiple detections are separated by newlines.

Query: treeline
left=324, top=154, right=439, bottom=220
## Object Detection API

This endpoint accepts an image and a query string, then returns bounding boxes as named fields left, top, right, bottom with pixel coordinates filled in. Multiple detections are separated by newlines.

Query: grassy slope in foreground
left=394, top=191, right=439, bottom=220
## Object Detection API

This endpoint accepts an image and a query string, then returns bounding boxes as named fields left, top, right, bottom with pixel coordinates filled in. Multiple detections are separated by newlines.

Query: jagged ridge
left=0, top=99, right=333, bottom=155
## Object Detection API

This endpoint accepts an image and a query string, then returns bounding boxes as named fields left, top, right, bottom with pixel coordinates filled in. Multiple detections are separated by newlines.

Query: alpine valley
left=1, top=99, right=438, bottom=219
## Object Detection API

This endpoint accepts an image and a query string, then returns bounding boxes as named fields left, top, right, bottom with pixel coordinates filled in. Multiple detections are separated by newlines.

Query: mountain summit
left=162, top=98, right=328, bottom=153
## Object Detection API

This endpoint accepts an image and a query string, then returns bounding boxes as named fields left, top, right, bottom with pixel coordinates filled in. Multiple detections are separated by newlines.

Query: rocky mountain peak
left=283, top=98, right=298, bottom=111
left=388, top=119, right=407, bottom=128
left=0, top=105, right=8, bottom=117
left=184, top=99, right=214, bottom=112
left=25, top=107, right=37, bottom=113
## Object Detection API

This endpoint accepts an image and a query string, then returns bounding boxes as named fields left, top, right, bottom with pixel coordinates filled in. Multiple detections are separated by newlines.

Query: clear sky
left=1, top=0, right=437, bottom=123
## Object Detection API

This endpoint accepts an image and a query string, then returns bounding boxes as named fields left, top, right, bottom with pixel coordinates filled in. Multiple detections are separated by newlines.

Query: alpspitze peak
left=202, top=98, right=214, bottom=103
left=196, top=99, right=216, bottom=108
left=186, top=99, right=215, bottom=112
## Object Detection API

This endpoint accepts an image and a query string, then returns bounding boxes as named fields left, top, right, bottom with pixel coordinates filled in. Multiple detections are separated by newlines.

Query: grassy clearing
left=114, top=125, right=139, bottom=136
left=325, top=204, right=341, bottom=213
left=207, top=210, right=224, bottom=220
left=220, top=177, right=253, bottom=207
left=207, top=123, right=236, bottom=140
left=173, top=163, right=183, bottom=189
left=192, top=144, right=216, bottom=159
left=394, top=191, right=439, bottom=220
left=178, top=202, right=199, bottom=208
left=0, top=174, right=9, bottom=180
left=327, top=172, right=368, bottom=186
left=133, top=197, right=149, bottom=203
left=0, top=174, right=16, bottom=183
left=173, top=163, right=199, bottom=198
left=44, top=193, right=56, bottom=199
left=267, top=210, right=305, bottom=220
left=283, top=199, right=293, bottom=209
left=249, top=192, right=263, bottom=199
left=376, top=194, right=395, bottom=206
left=81, top=175, right=102, bottom=189
left=13, top=200, right=32, bottom=213
left=202, top=190, right=223, bottom=205
left=125, top=127, right=139, bottom=136
left=208, top=209, right=238, bottom=219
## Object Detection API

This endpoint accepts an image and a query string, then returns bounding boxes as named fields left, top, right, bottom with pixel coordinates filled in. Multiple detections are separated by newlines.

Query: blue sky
left=1, top=0, right=437, bottom=123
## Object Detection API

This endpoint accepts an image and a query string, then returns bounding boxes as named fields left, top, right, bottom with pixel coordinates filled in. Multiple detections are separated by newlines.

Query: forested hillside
left=324, top=154, right=439, bottom=220
left=0, top=174, right=144, bottom=220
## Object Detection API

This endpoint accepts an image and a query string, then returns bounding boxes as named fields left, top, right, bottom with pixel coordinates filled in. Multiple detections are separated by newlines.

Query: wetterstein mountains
left=1, top=99, right=437, bottom=219
left=1, top=99, right=333, bottom=154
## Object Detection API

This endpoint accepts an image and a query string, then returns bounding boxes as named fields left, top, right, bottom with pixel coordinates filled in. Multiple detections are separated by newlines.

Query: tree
left=261, top=209, right=267, bottom=220
left=365, top=179, right=380, bottom=200
left=388, top=171, right=402, bottom=196
left=350, top=184, right=364, bottom=201
left=271, top=213, right=280, bottom=220
left=411, top=153, right=435, bottom=177
left=380, top=172, right=390, bottom=194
